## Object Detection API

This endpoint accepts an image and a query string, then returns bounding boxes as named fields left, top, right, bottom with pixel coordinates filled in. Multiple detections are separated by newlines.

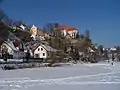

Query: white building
left=1, top=41, right=26, bottom=59
left=67, top=29, right=78, bottom=38
left=58, top=25, right=78, bottom=39
left=30, top=25, right=37, bottom=35
left=20, top=24, right=26, bottom=31
left=30, top=25, right=38, bottom=40
left=30, top=25, right=45, bottom=41
left=32, top=43, right=57, bottom=59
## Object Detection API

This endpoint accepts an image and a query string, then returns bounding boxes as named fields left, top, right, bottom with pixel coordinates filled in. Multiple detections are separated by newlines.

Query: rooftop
left=58, top=25, right=78, bottom=31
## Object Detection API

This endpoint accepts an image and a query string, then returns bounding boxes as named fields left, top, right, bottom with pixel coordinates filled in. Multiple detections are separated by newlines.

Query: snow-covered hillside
left=0, top=62, right=120, bottom=90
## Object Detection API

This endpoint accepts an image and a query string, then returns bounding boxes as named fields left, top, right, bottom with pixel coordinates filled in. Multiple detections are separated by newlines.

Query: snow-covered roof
left=95, top=46, right=98, bottom=49
left=110, top=48, right=116, bottom=51
left=27, top=41, right=58, bottom=52
left=88, top=47, right=95, bottom=52
left=31, top=25, right=37, bottom=30
left=4, top=41, right=19, bottom=51
left=90, top=49, right=95, bottom=52
left=103, top=48, right=105, bottom=51
left=20, top=24, right=26, bottom=31
left=41, top=44, right=57, bottom=52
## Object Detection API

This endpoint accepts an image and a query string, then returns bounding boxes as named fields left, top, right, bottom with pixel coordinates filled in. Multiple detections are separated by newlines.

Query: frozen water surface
left=0, top=62, right=120, bottom=90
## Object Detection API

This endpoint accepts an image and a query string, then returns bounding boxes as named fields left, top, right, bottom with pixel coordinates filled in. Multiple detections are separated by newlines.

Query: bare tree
left=0, top=22, right=9, bottom=45
left=0, top=9, right=10, bottom=25
left=75, top=37, right=92, bottom=53
left=98, top=45, right=104, bottom=54
left=85, top=29, right=90, bottom=39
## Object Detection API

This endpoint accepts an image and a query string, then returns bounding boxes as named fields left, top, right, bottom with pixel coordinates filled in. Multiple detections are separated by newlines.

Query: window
left=41, top=48, right=43, bottom=51
left=38, top=48, right=40, bottom=51
left=35, top=54, right=39, bottom=58
left=43, top=53, right=45, bottom=56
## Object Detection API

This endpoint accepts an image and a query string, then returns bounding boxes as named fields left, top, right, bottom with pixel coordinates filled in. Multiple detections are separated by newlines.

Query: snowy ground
left=0, top=62, right=120, bottom=90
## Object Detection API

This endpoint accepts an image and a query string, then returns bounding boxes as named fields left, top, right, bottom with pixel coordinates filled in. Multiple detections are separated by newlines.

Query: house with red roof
left=58, top=25, right=78, bottom=39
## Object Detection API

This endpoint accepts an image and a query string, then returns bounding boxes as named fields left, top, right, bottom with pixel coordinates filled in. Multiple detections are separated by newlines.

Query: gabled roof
left=26, top=41, right=57, bottom=53
left=58, top=25, right=78, bottom=31
left=4, top=41, right=19, bottom=51
left=41, top=44, right=57, bottom=52
left=20, top=24, right=26, bottom=31
left=67, top=27, right=78, bottom=31
left=31, top=25, right=37, bottom=30
left=58, top=25, right=68, bottom=30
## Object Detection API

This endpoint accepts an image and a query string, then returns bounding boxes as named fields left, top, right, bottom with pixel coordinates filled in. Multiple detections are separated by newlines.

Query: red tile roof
left=58, top=25, right=77, bottom=31
left=67, top=27, right=78, bottom=31
left=58, top=25, right=68, bottom=30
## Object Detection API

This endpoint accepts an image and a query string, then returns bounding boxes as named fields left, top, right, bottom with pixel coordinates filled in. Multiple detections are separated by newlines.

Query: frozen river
left=0, top=62, right=120, bottom=90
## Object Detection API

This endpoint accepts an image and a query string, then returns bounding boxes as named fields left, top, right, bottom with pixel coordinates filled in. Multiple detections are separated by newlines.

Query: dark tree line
left=0, top=8, right=10, bottom=25
left=0, top=22, right=9, bottom=45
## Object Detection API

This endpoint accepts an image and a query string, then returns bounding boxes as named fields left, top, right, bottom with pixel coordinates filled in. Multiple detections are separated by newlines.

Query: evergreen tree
left=76, top=32, right=80, bottom=39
